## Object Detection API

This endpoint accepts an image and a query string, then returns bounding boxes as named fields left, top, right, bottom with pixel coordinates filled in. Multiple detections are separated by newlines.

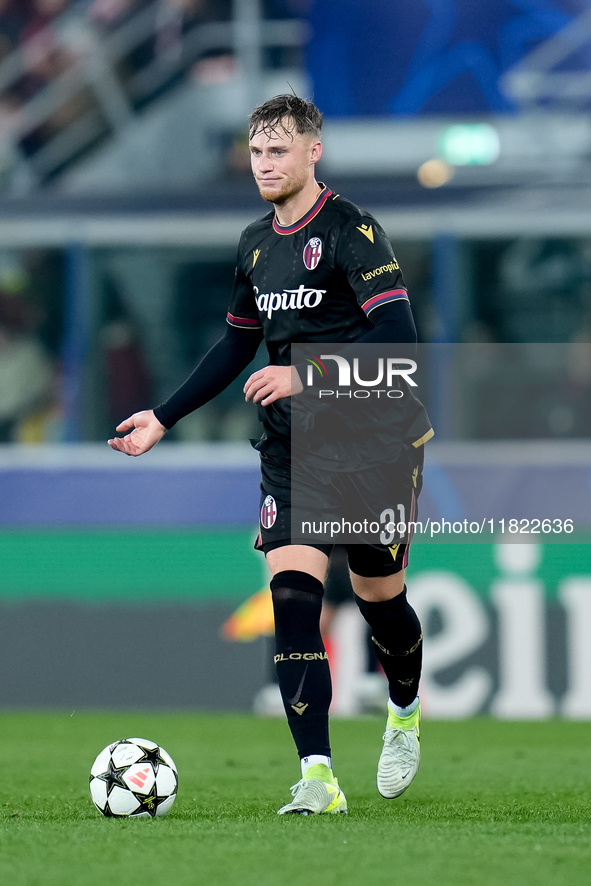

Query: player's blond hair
left=249, top=94, right=323, bottom=140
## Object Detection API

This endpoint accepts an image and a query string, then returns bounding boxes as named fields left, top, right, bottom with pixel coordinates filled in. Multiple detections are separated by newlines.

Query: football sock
left=270, top=570, right=332, bottom=759
left=390, top=697, right=420, bottom=718
left=354, top=586, right=422, bottom=708
left=301, top=754, right=332, bottom=777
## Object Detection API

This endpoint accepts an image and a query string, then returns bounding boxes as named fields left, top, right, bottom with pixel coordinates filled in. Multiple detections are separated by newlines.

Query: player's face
left=249, top=120, right=321, bottom=205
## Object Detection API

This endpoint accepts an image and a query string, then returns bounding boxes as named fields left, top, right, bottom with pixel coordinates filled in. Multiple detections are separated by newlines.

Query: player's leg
left=348, top=551, right=422, bottom=799
left=346, top=444, right=425, bottom=799
left=265, top=543, right=347, bottom=814
left=319, top=545, right=352, bottom=639
left=351, top=565, right=422, bottom=708
left=348, top=557, right=422, bottom=714
left=256, top=455, right=346, bottom=814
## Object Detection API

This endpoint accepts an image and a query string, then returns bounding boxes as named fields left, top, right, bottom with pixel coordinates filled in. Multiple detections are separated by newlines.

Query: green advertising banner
left=1, top=530, right=590, bottom=716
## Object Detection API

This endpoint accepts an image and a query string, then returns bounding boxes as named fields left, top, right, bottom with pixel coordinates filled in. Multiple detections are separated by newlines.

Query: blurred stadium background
left=0, top=0, right=590, bottom=717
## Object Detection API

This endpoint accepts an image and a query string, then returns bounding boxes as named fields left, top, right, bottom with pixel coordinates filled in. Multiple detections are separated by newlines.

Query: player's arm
left=110, top=238, right=264, bottom=456
left=337, top=216, right=418, bottom=345
left=108, top=323, right=263, bottom=456
left=356, top=298, right=417, bottom=344
left=154, top=323, right=263, bottom=427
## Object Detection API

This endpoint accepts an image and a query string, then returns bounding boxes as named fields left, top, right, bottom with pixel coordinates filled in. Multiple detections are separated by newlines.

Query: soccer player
left=109, top=94, right=432, bottom=815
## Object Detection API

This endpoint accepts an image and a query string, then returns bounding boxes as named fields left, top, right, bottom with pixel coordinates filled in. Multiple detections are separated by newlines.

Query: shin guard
left=355, top=587, right=422, bottom=707
left=270, top=570, right=332, bottom=759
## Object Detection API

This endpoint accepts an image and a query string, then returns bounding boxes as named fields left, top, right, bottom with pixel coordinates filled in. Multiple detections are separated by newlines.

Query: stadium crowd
left=0, top=0, right=304, bottom=183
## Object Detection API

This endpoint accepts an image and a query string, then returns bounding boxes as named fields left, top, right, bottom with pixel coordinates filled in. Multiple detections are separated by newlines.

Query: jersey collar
left=272, top=184, right=333, bottom=235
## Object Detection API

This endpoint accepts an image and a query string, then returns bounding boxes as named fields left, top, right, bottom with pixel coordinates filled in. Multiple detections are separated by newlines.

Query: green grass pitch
left=1, top=713, right=590, bottom=886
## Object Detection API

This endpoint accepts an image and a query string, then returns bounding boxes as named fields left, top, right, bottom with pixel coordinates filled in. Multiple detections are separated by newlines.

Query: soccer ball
left=89, top=737, right=178, bottom=818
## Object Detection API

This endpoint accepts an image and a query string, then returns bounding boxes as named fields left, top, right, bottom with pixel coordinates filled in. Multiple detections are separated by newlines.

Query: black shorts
left=255, top=444, right=424, bottom=577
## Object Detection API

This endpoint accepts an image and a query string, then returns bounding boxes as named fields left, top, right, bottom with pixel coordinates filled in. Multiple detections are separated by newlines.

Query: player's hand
left=108, top=410, right=166, bottom=456
left=243, top=365, right=303, bottom=406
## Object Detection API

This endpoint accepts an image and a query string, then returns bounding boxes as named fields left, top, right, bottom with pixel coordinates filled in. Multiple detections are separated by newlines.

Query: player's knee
left=270, top=571, right=325, bottom=649
left=346, top=544, right=406, bottom=580
left=350, top=570, right=405, bottom=603
left=270, top=570, right=324, bottom=604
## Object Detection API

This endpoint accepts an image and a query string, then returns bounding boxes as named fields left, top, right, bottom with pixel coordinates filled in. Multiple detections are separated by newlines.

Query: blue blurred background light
left=307, top=0, right=580, bottom=117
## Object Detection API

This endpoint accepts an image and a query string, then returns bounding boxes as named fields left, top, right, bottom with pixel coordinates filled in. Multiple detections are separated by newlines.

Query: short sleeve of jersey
left=226, top=234, right=263, bottom=331
left=335, top=216, right=409, bottom=318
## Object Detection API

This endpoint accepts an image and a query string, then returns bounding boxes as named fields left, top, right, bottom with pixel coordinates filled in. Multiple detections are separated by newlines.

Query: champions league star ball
left=89, top=738, right=178, bottom=818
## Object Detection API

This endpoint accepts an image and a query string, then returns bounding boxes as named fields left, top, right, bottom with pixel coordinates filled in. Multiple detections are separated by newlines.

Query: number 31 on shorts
left=380, top=506, right=406, bottom=545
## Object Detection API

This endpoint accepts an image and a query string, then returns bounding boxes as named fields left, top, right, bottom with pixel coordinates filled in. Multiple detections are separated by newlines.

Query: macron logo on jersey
left=254, top=284, right=326, bottom=319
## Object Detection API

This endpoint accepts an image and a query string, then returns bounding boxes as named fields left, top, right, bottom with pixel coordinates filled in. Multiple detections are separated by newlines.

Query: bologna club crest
left=261, top=495, right=277, bottom=529
left=303, top=237, right=323, bottom=270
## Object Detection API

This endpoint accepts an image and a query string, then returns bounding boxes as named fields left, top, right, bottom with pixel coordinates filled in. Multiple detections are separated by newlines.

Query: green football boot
left=277, top=763, right=348, bottom=815
left=377, top=699, right=421, bottom=799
